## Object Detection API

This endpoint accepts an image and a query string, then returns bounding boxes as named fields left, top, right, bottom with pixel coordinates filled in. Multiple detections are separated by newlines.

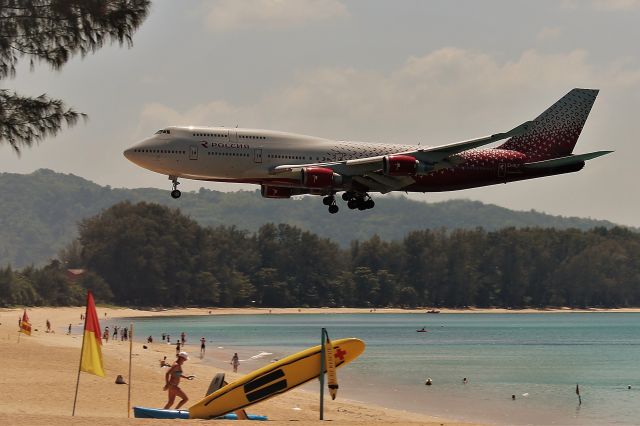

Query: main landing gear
left=342, top=191, right=375, bottom=211
left=169, top=176, right=181, bottom=199
left=321, top=192, right=375, bottom=213
left=323, top=194, right=339, bottom=214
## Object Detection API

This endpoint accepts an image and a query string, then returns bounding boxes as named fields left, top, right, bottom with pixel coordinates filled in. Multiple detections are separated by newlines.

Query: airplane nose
left=123, top=147, right=134, bottom=161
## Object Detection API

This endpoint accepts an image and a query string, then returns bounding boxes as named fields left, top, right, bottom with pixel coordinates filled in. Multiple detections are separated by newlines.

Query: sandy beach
left=0, top=306, right=487, bottom=426
left=3, top=306, right=639, bottom=425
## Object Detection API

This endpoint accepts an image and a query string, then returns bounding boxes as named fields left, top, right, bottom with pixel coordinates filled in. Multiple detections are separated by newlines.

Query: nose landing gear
left=169, top=176, right=181, bottom=199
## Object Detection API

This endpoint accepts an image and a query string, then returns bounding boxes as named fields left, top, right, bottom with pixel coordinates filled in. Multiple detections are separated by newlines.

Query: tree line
left=1, top=201, right=639, bottom=308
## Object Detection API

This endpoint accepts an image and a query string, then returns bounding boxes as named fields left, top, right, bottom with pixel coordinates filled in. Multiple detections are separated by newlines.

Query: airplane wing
left=270, top=120, right=535, bottom=192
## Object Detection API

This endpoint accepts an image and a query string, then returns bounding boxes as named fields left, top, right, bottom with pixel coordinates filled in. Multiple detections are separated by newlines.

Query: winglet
left=414, top=120, right=537, bottom=163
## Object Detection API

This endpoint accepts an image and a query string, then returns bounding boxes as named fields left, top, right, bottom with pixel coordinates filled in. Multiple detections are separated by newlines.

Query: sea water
left=118, top=313, right=640, bottom=425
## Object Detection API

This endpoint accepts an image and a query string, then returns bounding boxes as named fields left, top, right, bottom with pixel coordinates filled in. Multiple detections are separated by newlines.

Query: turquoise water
left=117, top=313, right=640, bottom=425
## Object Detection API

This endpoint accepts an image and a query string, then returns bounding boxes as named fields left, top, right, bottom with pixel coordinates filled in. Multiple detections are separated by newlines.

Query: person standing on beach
left=68, top=323, right=72, bottom=334
left=231, top=353, right=240, bottom=373
left=200, top=337, right=206, bottom=356
left=46, top=319, right=51, bottom=333
left=113, top=326, right=118, bottom=339
left=181, top=332, right=186, bottom=345
left=176, top=341, right=181, bottom=355
left=163, top=352, right=194, bottom=409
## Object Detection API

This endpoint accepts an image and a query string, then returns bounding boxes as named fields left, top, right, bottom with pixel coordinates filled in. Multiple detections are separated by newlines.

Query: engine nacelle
left=383, top=155, right=418, bottom=176
left=261, top=185, right=294, bottom=199
left=301, top=167, right=342, bottom=188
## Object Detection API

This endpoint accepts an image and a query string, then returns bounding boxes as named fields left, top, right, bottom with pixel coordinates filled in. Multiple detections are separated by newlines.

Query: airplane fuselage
left=124, top=126, right=578, bottom=194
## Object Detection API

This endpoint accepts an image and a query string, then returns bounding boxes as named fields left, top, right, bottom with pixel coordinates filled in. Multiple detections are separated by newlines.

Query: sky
left=1, top=0, right=639, bottom=226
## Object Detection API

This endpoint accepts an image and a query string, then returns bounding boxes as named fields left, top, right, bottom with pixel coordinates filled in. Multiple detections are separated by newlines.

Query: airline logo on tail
left=500, top=88, right=599, bottom=161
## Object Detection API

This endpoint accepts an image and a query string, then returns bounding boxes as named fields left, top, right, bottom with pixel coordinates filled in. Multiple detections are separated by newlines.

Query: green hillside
left=0, top=169, right=622, bottom=268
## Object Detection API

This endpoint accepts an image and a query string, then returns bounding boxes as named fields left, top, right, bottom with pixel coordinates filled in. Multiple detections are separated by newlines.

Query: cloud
left=137, top=48, right=640, bottom=146
left=129, top=47, right=640, bottom=226
left=537, top=27, right=563, bottom=41
left=592, top=0, right=640, bottom=10
left=203, top=0, right=348, bottom=32
left=561, top=0, right=640, bottom=9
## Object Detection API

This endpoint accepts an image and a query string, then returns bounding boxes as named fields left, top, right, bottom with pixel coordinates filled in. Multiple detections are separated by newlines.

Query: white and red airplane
left=124, top=89, right=612, bottom=213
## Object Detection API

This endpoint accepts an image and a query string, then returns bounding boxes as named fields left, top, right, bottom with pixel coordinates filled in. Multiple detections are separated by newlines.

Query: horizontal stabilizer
left=523, top=150, right=613, bottom=169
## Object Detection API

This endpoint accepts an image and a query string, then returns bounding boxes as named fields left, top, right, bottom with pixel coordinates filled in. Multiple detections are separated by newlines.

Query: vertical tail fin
left=499, top=88, right=598, bottom=161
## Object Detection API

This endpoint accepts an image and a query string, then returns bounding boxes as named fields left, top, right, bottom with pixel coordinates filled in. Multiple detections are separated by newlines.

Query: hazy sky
left=1, top=0, right=638, bottom=225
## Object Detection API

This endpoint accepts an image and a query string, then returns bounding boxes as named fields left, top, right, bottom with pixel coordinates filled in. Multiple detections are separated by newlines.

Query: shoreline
left=4, top=305, right=638, bottom=319
left=0, top=306, right=482, bottom=426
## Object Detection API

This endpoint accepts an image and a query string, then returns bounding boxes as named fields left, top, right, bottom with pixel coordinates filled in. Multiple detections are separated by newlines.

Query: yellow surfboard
left=188, top=338, right=365, bottom=419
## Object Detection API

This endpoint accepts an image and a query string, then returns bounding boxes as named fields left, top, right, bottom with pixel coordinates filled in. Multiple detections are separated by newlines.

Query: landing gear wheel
left=171, top=189, right=182, bottom=199
left=323, top=196, right=333, bottom=206
left=341, top=192, right=354, bottom=201
left=328, top=204, right=339, bottom=214
left=347, top=199, right=358, bottom=209
left=365, top=199, right=375, bottom=209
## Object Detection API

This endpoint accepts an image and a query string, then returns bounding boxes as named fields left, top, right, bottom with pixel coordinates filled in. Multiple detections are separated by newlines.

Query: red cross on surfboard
left=334, top=347, right=347, bottom=361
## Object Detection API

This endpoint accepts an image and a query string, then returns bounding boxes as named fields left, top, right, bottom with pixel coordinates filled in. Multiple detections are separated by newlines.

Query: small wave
left=240, top=351, right=274, bottom=362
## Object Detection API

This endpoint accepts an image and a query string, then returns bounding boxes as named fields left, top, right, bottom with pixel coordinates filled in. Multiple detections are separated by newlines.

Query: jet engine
left=383, top=155, right=419, bottom=176
left=261, top=185, right=295, bottom=198
left=383, top=155, right=434, bottom=176
left=300, top=167, right=342, bottom=188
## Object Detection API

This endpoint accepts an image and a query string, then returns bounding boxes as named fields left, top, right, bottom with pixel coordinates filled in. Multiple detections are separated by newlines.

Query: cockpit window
left=155, top=129, right=171, bottom=135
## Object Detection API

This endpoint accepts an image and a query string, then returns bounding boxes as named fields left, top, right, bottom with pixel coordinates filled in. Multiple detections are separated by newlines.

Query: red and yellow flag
left=20, top=309, right=31, bottom=335
left=80, top=291, right=105, bottom=377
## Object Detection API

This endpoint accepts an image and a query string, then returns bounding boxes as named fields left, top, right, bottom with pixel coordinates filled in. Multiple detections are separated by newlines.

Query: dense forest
left=0, top=169, right=622, bottom=268
left=1, top=201, right=639, bottom=308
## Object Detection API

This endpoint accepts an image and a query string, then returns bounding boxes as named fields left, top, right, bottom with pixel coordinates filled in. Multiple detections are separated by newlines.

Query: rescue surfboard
left=132, top=406, right=267, bottom=420
left=188, top=337, right=365, bottom=419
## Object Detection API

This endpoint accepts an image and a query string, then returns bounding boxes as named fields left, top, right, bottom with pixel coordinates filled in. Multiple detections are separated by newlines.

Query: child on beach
left=163, top=352, right=194, bottom=409
left=159, top=356, right=169, bottom=367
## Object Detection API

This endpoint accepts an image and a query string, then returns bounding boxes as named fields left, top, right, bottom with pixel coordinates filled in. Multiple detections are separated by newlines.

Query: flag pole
left=127, top=322, right=134, bottom=417
left=72, top=295, right=91, bottom=416
left=319, top=328, right=326, bottom=420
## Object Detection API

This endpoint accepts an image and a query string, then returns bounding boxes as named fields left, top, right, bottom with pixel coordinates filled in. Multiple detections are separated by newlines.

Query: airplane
left=124, top=88, right=612, bottom=214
